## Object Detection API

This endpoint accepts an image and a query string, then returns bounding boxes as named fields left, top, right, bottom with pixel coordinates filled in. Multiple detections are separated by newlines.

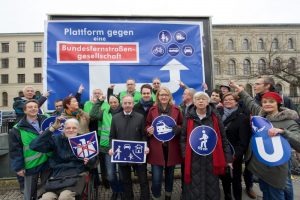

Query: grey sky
left=1, top=0, right=300, bottom=33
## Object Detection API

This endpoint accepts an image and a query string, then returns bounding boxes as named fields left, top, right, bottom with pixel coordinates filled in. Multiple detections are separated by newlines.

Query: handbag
left=45, top=175, right=80, bottom=191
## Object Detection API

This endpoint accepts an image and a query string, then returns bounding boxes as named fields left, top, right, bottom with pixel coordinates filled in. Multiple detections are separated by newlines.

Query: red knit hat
left=262, top=92, right=282, bottom=104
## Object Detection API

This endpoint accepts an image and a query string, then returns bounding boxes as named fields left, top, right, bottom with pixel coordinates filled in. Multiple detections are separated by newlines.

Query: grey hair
left=186, top=88, right=196, bottom=97
left=193, top=91, right=210, bottom=102
left=64, top=118, right=79, bottom=129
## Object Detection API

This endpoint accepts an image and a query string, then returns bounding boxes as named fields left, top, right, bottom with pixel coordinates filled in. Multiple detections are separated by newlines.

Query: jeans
left=284, top=160, right=293, bottom=200
left=104, top=153, right=123, bottom=193
left=259, top=179, right=285, bottom=200
left=151, top=165, right=175, bottom=198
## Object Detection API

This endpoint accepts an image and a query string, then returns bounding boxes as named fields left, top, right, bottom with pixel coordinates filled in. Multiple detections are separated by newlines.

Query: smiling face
left=152, top=78, right=161, bottom=91
left=210, top=92, right=221, bottom=103
left=23, top=86, right=35, bottom=99
left=158, top=88, right=171, bottom=106
left=223, top=94, right=238, bottom=109
left=24, top=101, right=39, bottom=118
left=64, top=121, right=78, bottom=138
left=141, top=87, right=152, bottom=102
left=66, top=97, right=79, bottom=111
left=262, top=97, right=278, bottom=114
left=122, top=96, right=134, bottom=113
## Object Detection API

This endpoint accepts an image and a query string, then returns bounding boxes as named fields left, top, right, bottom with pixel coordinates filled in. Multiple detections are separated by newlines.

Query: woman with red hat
left=229, top=80, right=300, bottom=200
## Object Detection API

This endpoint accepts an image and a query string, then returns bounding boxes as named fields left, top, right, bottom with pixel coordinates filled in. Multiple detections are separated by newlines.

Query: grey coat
left=180, top=105, right=232, bottom=200
left=240, top=90, right=300, bottom=189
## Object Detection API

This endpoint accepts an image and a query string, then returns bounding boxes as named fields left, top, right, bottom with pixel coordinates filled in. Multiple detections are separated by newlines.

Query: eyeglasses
left=254, top=82, right=264, bottom=85
left=153, top=82, right=160, bottom=85
left=223, top=98, right=235, bottom=102
left=159, top=94, right=169, bottom=97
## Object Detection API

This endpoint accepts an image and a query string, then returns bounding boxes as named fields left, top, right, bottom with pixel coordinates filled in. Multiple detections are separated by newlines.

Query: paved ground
left=0, top=175, right=299, bottom=200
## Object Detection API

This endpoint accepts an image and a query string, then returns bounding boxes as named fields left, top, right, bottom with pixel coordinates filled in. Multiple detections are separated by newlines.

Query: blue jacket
left=9, top=115, right=49, bottom=175
left=30, top=129, right=98, bottom=178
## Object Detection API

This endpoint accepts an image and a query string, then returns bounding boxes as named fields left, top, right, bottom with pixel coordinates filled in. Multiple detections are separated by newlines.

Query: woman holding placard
left=180, top=91, right=232, bottom=200
left=146, top=86, right=183, bottom=200
left=229, top=80, right=300, bottom=200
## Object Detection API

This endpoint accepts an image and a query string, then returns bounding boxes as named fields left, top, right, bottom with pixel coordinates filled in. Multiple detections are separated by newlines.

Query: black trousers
left=220, top=157, right=243, bottom=200
left=119, top=164, right=150, bottom=200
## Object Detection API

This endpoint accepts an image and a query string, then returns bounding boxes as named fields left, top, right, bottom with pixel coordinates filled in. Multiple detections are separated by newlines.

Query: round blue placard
left=41, top=116, right=65, bottom=135
left=151, top=115, right=176, bottom=142
left=189, top=125, right=218, bottom=156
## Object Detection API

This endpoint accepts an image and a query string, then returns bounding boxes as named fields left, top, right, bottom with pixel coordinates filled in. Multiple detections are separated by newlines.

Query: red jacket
left=145, top=105, right=183, bottom=166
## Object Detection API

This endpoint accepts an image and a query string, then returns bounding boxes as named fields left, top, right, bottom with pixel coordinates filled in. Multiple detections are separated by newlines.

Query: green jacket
left=119, top=90, right=142, bottom=105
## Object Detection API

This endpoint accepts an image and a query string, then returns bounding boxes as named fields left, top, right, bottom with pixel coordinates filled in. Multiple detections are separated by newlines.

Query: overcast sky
left=1, top=0, right=300, bottom=33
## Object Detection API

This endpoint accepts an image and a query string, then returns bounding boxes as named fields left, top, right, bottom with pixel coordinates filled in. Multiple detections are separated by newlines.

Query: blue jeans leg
left=259, top=179, right=285, bottom=200
left=164, top=166, right=175, bottom=193
left=151, top=165, right=163, bottom=198
left=284, top=160, right=293, bottom=200
left=105, top=153, right=123, bottom=192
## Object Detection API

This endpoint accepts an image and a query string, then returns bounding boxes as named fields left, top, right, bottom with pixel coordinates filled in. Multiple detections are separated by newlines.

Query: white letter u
left=255, top=136, right=283, bottom=162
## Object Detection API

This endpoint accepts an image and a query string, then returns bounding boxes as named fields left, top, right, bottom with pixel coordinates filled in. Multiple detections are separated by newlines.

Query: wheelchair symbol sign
left=189, top=125, right=217, bottom=156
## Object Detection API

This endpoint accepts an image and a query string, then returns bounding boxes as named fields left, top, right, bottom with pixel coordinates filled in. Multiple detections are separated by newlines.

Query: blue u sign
left=251, top=116, right=291, bottom=167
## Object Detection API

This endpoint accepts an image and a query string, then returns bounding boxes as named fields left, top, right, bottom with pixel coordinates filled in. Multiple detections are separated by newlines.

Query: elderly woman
left=218, top=92, right=252, bottom=200
left=61, top=96, right=90, bottom=134
left=30, top=118, right=97, bottom=200
left=180, top=91, right=232, bottom=200
left=146, top=86, right=183, bottom=200
left=230, top=81, right=300, bottom=200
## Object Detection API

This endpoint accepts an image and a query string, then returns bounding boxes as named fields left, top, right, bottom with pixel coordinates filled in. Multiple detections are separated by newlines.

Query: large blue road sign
left=68, top=131, right=99, bottom=159
left=45, top=19, right=206, bottom=110
left=189, top=125, right=217, bottom=156
left=111, top=139, right=147, bottom=163
left=251, top=116, right=291, bottom=166
left=152, top=115, right=176, bottom=142
left=41, top=116, right=66, bottom=135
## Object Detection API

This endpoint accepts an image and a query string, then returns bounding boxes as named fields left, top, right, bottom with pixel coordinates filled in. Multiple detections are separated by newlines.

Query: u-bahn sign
left=251, top=116, right=291, bottom=166
left=45, top=16, right=213, bottom=110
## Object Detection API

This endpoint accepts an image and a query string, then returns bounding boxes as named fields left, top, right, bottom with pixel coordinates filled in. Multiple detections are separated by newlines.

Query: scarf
left=158, top=103, right=171, bottom=115
left=65, top=109, right=80, bottom=120
left=184, top=112, right=226, bottom=184
left=140, top=99, right=153, bottom=111
left=222, top=107, right=238, bottom=122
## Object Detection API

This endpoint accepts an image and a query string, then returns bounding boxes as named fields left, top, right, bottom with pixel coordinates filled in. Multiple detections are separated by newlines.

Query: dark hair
left=23, top=99, right=39, bottom=111
left=55, top=99, right=63, bottom=104
left=140, top=84, right=153, bottom=94
left=63, top=96, right=76, bottom=109
left=211, top=89, right=223, bottom=99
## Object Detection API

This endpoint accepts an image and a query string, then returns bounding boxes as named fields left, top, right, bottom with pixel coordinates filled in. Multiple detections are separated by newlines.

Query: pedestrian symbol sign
left=111, top=140, right=147, bottom=163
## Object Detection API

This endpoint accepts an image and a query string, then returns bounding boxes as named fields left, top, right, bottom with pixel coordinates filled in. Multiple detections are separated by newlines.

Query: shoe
left=246, top=188, right=257, bottom=199
left=165, top=196, right=171, bottom=200
left=102, top=179, right=110, bottom=189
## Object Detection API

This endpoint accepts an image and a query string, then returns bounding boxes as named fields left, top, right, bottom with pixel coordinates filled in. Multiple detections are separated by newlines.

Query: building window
left=1, top=43, right=9, bottom=53
left=1, top=58, right=9, bottom=68
left=288, top=38, right=294, bottom=49
left=213, top=39, right=219, bottom=50
left=214, top=60, right=221, bottom=75
left=34, top=42, right=42, bottom=52
left=258, top=59, right=266, bottom=73
left=1, top=74, right=9, bottom=84
left=258, top=39, right=264, bottom=50
left=243, top=59, right=251, bottom=75
left=2, top=92, right=8, bottom=106
left=34, top=58, right=42, bottom=68
left=245, top=84, right=253, bottom=97
left=18, top=58, right=26, bottom=68
left=273, top=58, right=281, bottom=72
left=228, top=59, right=236, bottom=75
left=228, top=39, right=234, bottom=50
left=290, top=84, right=297, bottom=97
left=288, top=58, right=296, bottom=73
left=34, top=73, right=42, bottom=83
left=272, top=38, right=279, bottom=50
left=242, top=39, right=249, bottom=50
left=18, top=74, right=25, bottom=83
left=18, top=42, right=25, bottom=52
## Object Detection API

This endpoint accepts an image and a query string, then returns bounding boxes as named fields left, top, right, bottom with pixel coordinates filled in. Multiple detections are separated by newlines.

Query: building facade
left=1, top=24, right=300, bottom=111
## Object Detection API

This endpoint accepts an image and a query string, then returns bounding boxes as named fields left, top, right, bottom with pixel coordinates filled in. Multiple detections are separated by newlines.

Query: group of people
left=8, top=76, right=300, bottom=200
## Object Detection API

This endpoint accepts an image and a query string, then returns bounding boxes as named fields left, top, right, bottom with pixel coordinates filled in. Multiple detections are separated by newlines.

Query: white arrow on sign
left=89, top=58, right=189, bottom=97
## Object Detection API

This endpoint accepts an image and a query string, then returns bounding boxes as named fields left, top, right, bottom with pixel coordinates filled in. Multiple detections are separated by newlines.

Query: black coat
left=218, top=107, right=252, bottom=159
left=181, top=105, right=232, bottom=200
left=134, top=101, right=153, bottom=119
left=110, top=111, right=146, bottom=143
